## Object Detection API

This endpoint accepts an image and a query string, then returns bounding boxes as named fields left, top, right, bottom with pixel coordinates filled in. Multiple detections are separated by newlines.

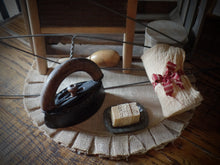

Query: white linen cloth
left=141, top=44, right=203, bottom=118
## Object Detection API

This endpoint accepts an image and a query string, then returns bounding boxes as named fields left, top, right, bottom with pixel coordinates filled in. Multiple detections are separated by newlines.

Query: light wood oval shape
left=87, top=49, right=120, bottom=67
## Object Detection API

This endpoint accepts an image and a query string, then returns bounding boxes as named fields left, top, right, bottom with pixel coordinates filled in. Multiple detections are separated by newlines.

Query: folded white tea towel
left=141, top=44, right=203, bottom=118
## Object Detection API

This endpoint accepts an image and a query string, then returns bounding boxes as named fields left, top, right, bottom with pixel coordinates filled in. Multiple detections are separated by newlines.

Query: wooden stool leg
left=26, top=0, right=47, bottom=75
left=33, top=37, right=47, bottom=75
left=122, top=0, right=137, bottom=73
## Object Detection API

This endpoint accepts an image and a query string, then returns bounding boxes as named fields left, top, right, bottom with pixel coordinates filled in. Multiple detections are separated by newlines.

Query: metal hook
left=70, top=35, right=76, bottom=59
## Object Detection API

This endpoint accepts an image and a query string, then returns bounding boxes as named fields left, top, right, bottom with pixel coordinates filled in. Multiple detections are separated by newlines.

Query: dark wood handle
left=41, top=58, right=103, bottom=112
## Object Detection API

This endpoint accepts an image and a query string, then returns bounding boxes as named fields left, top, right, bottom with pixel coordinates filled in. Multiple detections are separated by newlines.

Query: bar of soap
left=111, top=102, right=140, bottom=127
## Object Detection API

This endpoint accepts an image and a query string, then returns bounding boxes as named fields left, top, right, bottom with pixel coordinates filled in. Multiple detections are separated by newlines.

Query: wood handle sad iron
left=41, top=58, right=105, bottom=128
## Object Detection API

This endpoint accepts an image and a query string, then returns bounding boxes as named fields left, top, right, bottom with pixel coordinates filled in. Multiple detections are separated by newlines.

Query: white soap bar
left=111, top=102, right=140, bottom=127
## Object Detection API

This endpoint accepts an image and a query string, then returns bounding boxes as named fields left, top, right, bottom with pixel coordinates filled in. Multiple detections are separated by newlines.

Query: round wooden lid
left=146, top=20, right=188, bottom=45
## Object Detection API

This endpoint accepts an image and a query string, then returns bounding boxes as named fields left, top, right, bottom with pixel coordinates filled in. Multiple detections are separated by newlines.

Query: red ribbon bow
left=152, top=61, right=184, bottom=96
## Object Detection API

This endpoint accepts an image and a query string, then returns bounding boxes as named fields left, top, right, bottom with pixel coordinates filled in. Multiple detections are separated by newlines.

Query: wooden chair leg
left=26, top=0, right=47, bottom=75
left=122, top=0, right=138, bottom=73
left=20, top=0, right=33, bottom=51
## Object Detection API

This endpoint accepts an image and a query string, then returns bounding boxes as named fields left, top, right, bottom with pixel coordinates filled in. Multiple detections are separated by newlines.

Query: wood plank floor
left=0, top=14, right=219, bottom=164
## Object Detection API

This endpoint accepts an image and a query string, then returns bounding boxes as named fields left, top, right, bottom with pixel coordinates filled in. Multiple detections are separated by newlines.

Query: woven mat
left=23, top=58, right=194, bottom=160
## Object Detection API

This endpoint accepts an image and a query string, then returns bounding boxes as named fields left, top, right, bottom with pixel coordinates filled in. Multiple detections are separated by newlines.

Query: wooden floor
left=0, top=15, right=219, bottom=165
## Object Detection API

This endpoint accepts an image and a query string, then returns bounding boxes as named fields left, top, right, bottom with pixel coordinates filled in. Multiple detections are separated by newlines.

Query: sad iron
left=40, top=58, right=105, bottom=128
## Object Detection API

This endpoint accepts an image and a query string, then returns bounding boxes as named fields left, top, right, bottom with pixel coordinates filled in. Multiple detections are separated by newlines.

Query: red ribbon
left=152, top=61, right=184, bottom=96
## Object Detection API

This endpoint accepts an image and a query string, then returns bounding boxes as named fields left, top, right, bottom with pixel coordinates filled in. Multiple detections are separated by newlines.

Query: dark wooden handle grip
left=41, top=58, right=103, bottom=112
